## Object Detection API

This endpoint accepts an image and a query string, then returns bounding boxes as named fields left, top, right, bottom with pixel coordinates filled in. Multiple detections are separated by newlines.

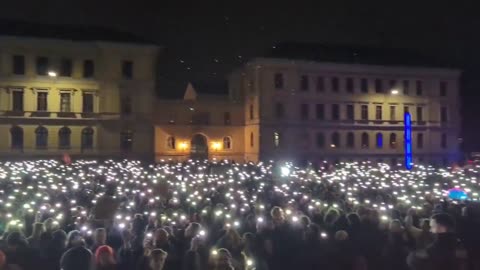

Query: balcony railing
left=0, top=110, right=122, bottom=120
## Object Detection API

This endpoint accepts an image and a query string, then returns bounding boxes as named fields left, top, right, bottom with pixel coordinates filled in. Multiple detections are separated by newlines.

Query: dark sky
left=1, top=0, right=480, bottom=152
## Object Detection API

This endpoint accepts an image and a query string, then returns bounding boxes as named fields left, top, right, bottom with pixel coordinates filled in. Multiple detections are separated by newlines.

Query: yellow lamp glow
left=211, top=142, right=222, bottom=151
left=178, top=142, right=189, bottom=150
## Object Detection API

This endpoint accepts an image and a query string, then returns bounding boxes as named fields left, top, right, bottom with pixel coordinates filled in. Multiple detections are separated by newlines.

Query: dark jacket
left=60, top=246, right=93, bottom=270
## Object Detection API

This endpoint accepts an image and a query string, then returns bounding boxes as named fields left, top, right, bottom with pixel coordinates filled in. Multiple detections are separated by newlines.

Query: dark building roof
left=265, top=42, right=456, bottom=68
left=0, top=19, right=156, bottom=45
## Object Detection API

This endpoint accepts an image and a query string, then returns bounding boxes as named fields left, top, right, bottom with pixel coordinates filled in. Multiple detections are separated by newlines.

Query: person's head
left=389, top=219, right=403, bottom=233
left=347, top=213, right=361, bottom=227
left=215, top=248, right=233, bottom=268
left=324, top=209, right=340, bottom=225
left=300, top=215, right=311, bottom=228
left=270, top=207, right=285, bottom=224
left=44, top=218, right=59, bottom=233
left=154, top=228, right=169, bottom=246
left=94, top=228, right=107, bottom=245
left=6, top=232, right=27, bottom=250
left=52, top=229, right=68, bottom=249
left=334, top=230, right=349, bottom=241
left=95, top=245, right=115, bottom=266
left=0, top=250, right=6, bottom=269
left=430, top=213, right=455, bottom=234
left=31, top=222, right=45, bottom=238
left=67, top=230, right=85, bottom=248
left=185, top=222, right=201, bottom=238
left=105, top=184, right=116, bottom=196
left=149, top=249, right=168, bottom=270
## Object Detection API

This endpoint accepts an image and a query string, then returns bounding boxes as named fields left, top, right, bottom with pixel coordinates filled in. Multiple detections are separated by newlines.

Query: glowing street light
left=48, top=71, right=57, bottom=77
left=391, top=89, right=399, bottom=95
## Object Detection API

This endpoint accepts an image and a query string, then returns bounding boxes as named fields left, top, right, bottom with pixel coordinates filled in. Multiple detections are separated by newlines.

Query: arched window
left=346, top=132, right=354, bottom=148
left=331, top=132, right=340, bottom=148
left=361, top=132, right=369, bottom=148
left=250, top=132, right=254, bottom=148
left=35, top=126, right=48, bottom=149
left=81, top=127, right=94, bottom=150
left=120, top=130, right=134, bottom=152
left=376, top=133, right=383, bottom=148
left=223, top=137, right=232, bottom=150
left=316, top=133, right=325, bottom=148
left=58, top=127, right=71, bottom=149
left=273, top=132, right=280, bottom=148
left=390, top=133, right=397, bottom=149
left=10, top=126, right=23, bottom=150
left=167, top=136, right=176, bottom=150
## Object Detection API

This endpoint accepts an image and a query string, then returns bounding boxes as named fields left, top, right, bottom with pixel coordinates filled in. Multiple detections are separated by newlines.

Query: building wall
left=230, top=58, right=461, bottom=165
left=0, top=36, right=159, bottom=159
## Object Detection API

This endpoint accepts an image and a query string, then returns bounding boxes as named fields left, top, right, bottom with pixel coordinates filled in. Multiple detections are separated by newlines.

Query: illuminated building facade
left=156, top=44, right=461, bottom=166
left=0, top=23, right=160, bottom=158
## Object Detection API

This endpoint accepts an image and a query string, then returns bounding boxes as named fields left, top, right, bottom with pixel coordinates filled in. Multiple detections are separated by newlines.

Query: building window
left=275, top=103, right=285, bottom=119
left=249, top=104, right=254, bottom=120
left=167, top=136, right=176, bottom=150
left=346, top=77, right=354, bottom=93
left=376, top=133, right=383, bottom=148
left=316, top=104, right=324, bottom=120
left=300, top=104, right=309, bottom=120
left=346, top=104, right=354, bottom=121
left=10, top=126, right=23, bottom=150
left=404, top=106, right=409, bottom=115
left=224, top=112, right=231, bottom=125
left=60, top=93, right=71, bottom=112
left=389, top=133, right=397, bottom=149
left=121, top=96, right=132, bottom=115
left=390, top=106, right=396, bottom=121
left=403, top=80, right=410, bottom=95
left=389, top=80, right=397, bottom=91
left=332, top=104, right=340, bottom=120
left=331, top=77, right=339, bottom=92
left=416, top=80, right=423, bottom=96
left=361, top=78, right=368, bottom=93
left=417, top=133, right=424, bottom=149
left=346, top=132, right=354, bottom=148
left=60, top=58, right=72, bottom=77
left=361, top=132, right=369, bottom=148
left=250, top=132, right=254, bottom=147
left=316, top=133, right=325, bottom=148
left=81, top=127, right=94, bottom=150
left=120, top=130, right=134, bottom=152
left=83, top=93, right=94, bottom=113
left=274, top=73, right=284, bottom=89
left=375, top=79, right=383, bottom=93
left=375, top=105, right=382, bottom=120
left=361, top=105, right=368, bottom=120
left=191, top=112, right=210, bottom=125
left=12, top=90, right=24, bottom=112
left=300, top=75, right=309, bottom=91
left=440, top=81, right=448, bottom=97
left=316, top=76, right=325, bottom=92
left=58, top=127, right=71, bottom=149
left=273, top=132, right=280, bottom=148
left=36, top=92, right=48, bottom=111
left=416, top=107, right=423, bottom=122
left=35, top=126, right=48, bottom=149
left=122, top=60, right=134, bottom=79
left=12, top=55, right=25, bottom=75
left=441, top=133, right=447, bottom=149
left=441, top=107, right=448, bottom=123
left=331, top=132, right=340, bottom=148
left=83, top=60, right=94, bottom=78
left=223, top=137, right=232, bottom=150
left=36, top=57, right=49, bottom=75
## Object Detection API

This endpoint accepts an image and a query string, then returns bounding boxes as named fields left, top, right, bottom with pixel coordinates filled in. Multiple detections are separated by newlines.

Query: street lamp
left=391, top=89, right=399, bottom=95
left=48, top=71, right=57, bottom=77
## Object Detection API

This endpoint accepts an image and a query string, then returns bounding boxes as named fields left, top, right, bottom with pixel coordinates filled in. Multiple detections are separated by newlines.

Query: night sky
left=1, top=0, right=479, bottom=152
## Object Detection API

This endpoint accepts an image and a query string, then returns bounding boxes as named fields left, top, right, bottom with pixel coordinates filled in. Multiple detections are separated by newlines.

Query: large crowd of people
left=0, top=159, right=479, bottom=270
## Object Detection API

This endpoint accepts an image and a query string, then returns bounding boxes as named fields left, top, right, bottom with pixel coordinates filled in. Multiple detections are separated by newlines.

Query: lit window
left=223, top=137, right=232, bottom=150
left=376, top=133, right=383, bottom=148
left=60, top=93, right=71, bottom=113
left=274, top=132, right=280, bottom=148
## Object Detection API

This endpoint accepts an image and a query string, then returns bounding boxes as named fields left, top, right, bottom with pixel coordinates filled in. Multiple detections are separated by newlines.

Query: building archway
left=191, top=134, right=208, bottom=159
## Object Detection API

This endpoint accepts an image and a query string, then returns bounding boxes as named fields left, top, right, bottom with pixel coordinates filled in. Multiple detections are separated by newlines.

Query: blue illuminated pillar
left=404, top=112, right=413, bottom=170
